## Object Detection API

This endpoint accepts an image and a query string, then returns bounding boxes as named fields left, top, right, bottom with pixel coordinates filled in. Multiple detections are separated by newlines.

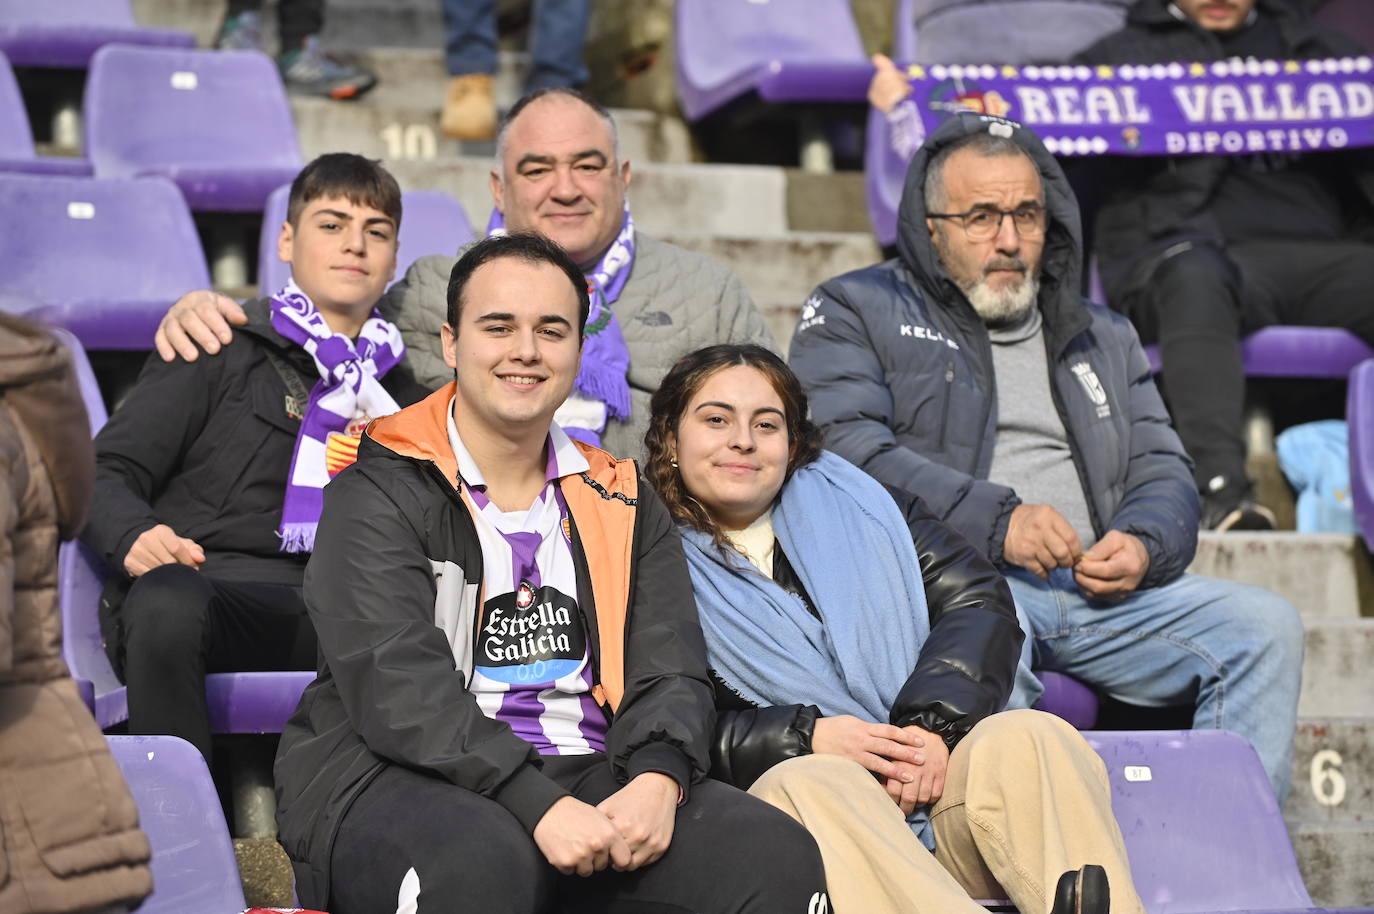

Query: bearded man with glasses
left=790, top=113, right=1304, bottom=805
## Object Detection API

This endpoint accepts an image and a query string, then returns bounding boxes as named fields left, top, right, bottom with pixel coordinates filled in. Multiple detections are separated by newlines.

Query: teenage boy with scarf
left=83, top=154, right=428, bottom=764
left=153, top=87, right=774, bottom=459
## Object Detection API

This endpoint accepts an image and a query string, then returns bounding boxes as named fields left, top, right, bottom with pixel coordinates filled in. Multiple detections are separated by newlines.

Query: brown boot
left=440, top=73, right=497, bottom=141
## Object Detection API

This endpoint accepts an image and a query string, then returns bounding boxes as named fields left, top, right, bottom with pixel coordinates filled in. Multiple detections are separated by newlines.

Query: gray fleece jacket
left=378, top=234, right=775, bottom=460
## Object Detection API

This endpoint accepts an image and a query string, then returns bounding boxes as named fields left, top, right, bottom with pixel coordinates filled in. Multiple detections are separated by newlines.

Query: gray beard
left=966, top=274, right=1039, bottom=328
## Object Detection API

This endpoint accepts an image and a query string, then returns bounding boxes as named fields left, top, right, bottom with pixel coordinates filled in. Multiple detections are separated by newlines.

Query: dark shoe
left=214, top=11, right=264, bottom=51
left=1201, top=474, right=1277, bottom=532
left=279, top=36, right=377, bottom=100
left=1052, top=865, right=1110, bottom=914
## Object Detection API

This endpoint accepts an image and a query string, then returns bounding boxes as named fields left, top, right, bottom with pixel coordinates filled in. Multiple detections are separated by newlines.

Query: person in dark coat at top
left=1075, top=0, right=1374, bottom=529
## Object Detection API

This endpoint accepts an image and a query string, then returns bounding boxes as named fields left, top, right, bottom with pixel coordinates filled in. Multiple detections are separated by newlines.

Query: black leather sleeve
left=709, top=673, right=820, bottom=790
left=885, top=487, right=1024, bottom=750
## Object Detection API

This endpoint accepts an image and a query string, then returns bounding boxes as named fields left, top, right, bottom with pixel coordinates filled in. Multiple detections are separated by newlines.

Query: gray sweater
left=379, top=234, right=775, bottom=461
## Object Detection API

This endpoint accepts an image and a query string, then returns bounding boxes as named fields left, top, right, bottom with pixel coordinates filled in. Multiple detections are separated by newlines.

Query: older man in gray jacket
left=155, top=88, right=771, bottom=460
left=790, top=113, right=1303, bottom=802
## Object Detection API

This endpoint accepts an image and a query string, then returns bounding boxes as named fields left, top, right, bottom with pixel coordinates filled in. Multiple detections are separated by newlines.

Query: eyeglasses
left=927, top=204, right=1048, bottom=241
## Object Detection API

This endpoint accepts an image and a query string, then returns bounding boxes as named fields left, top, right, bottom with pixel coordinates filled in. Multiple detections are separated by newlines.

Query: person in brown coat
left=0, top=314, right=152, bottom=913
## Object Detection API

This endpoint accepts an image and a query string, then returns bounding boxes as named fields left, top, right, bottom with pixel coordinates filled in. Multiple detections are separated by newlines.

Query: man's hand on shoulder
left=1003, top=504, right=1083, bottom=578
left=532, top=795, right=632, bottom=877
left=124, top=524, right=205, bottom=577
left=596, top=772, right=679, bottom=871
left=155, top=290, right=247, bottom=362
left=1074, top=530, right=1150, bottom=600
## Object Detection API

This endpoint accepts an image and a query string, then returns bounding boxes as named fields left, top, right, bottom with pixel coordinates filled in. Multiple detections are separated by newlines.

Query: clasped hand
left=811, top=715, right=949, bottom=815
left=1003, top=503, right=1150, bottom=599
left=532, top=772, right=678, bottom=877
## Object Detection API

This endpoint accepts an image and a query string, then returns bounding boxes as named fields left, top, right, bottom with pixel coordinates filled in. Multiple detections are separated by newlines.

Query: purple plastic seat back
left=0, top=172, right=210, bottom=349
left=1346, top=360, right=1374, bottom=550
left=106, top=735, right=248, bottom=914
left=1035, top=670, right=1098, bottom=729
left=1085, top=729, right=1313, bottom=913
left=675, top=0, right=871, bottom=121
left=1144, top=327, right=1374, bottom=378
left=0, top=0, right=194, bottom=69
left=85, top=46, right=302, bottom=212
left=258, top=184, right=476, bottom=295
left=906, top=0, right=1130, bottom=66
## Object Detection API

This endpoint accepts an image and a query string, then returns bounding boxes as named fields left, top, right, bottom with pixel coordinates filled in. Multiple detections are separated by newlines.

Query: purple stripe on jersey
left=497, top=686, right=551, bottom=749
left=545, top=436, right=561, bottom=480
left=577, top=664, right=609, bottom=752
left=501, top=530, right=543, bottom=590
left=467, top=485, right=491, bottom=510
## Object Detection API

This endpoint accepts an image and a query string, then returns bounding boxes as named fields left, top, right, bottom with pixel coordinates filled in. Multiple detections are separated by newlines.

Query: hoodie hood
left=0, top=314, right=94, bottom=537
left=895, top=113, right=1085, bottom=339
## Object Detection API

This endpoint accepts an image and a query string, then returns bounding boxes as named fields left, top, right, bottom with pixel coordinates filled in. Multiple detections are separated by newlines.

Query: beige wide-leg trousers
left=748, top=709, right=1146, bottom=914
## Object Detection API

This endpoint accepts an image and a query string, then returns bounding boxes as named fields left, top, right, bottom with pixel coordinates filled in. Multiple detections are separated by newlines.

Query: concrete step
left=291, top=95, right=692, bottom=167
left=1286, top=718, right=1374, bottom=825
left=1299, top=619, right=1374, bottom=718
left=383, top=157, right=792, bottom=238
left=1190, top=532, right=1373, bottom=621
left=1291, top=821, right=1374, bottom=908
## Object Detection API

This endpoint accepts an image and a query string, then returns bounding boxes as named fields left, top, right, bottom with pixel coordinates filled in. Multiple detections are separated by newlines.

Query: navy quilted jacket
left=789, top=114, right=1199, bottom=589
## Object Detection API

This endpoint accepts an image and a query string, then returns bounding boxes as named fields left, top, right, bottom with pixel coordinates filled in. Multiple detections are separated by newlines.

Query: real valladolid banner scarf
left=270, top=280, right=405, bottom=552
left=889, top=55, right=1374, bottom=159
left=487, top=205, right=633, bottom=445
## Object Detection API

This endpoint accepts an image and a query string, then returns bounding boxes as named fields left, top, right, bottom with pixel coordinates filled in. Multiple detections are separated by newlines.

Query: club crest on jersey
left=561, top=516, right=572, bottom=544
left=515, top=581, right=535, bottom=609
left=1071, top=361, right=1111, bottom=418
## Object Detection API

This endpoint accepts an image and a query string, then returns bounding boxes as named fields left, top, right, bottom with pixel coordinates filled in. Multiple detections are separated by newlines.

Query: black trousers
left=120, top=564, right=316, bottom=763
left=225, top=0, right=323, bottom=52
left=1121, top=238, right=1374, bottom=490
left=329, top=757, right=830, bottom=914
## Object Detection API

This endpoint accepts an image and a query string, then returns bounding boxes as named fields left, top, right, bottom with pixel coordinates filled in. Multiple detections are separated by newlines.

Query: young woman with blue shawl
left=645, top=345, right=1145, bottom=914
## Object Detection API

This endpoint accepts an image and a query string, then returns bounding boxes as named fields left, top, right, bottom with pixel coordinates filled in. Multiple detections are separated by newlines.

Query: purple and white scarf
left=270, top=280, right=405, bottom=552
left=486, top=204, right=634, bottom=445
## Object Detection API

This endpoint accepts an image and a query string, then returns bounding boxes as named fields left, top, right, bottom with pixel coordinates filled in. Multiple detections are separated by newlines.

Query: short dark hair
left=495, top=86, right=620, bottom=165
left=645, top=344, right=824, bottom=549
left=287, top=153, right=403, bottom=229
left=445, top=232, right=591, bottom=333
left=923, top=131, right=1037, bottom=213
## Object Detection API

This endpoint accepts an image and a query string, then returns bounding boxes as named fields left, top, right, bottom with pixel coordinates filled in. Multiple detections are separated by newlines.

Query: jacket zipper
left=1045, top=349, right=1104, bottom=541
left=937, top=359, right=955, bottom=451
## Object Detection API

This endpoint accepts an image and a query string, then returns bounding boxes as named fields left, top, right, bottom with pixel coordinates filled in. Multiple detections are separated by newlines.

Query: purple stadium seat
left=674, top=0, right=873, bottom=121
left=0, top=50, right=90, bottom=175
left=0, top=172, right=210, bottom=349
left=0, top=0, right=194, bottom=69
left=85, top=46, right=302, bottom=213
left=1035, top=671, right=1099, bottom=729
left=258, top=184, right=477, bottom=295
left=1083, top=730, right=1337, bottom=914
left=106, top=735, right=248, bottom=914
left=1346, top=360, right=1374, bottom=550
left=1144, top=327, right=1374, bottom=378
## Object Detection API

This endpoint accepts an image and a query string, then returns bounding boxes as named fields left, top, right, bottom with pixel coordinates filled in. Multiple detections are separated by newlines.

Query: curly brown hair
left=645, top=344, right=824, bottom=547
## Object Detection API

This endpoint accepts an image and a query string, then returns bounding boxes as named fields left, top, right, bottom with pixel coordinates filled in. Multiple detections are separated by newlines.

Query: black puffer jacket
left=709, top=487, right=1023, bottom=789
left=1074, top=0, right=1374, bottom=304
left=84, top=298, right=427, bottom=585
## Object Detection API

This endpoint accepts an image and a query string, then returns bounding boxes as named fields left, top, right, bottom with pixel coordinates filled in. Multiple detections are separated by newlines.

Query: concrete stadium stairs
left=127, top=2, right=1374, bottom=908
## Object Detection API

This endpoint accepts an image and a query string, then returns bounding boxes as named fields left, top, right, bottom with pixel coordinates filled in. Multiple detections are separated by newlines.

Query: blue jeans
left=442, top=0, right=590, bottom=90
left=1005, top=568, right=1303, bottom=804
